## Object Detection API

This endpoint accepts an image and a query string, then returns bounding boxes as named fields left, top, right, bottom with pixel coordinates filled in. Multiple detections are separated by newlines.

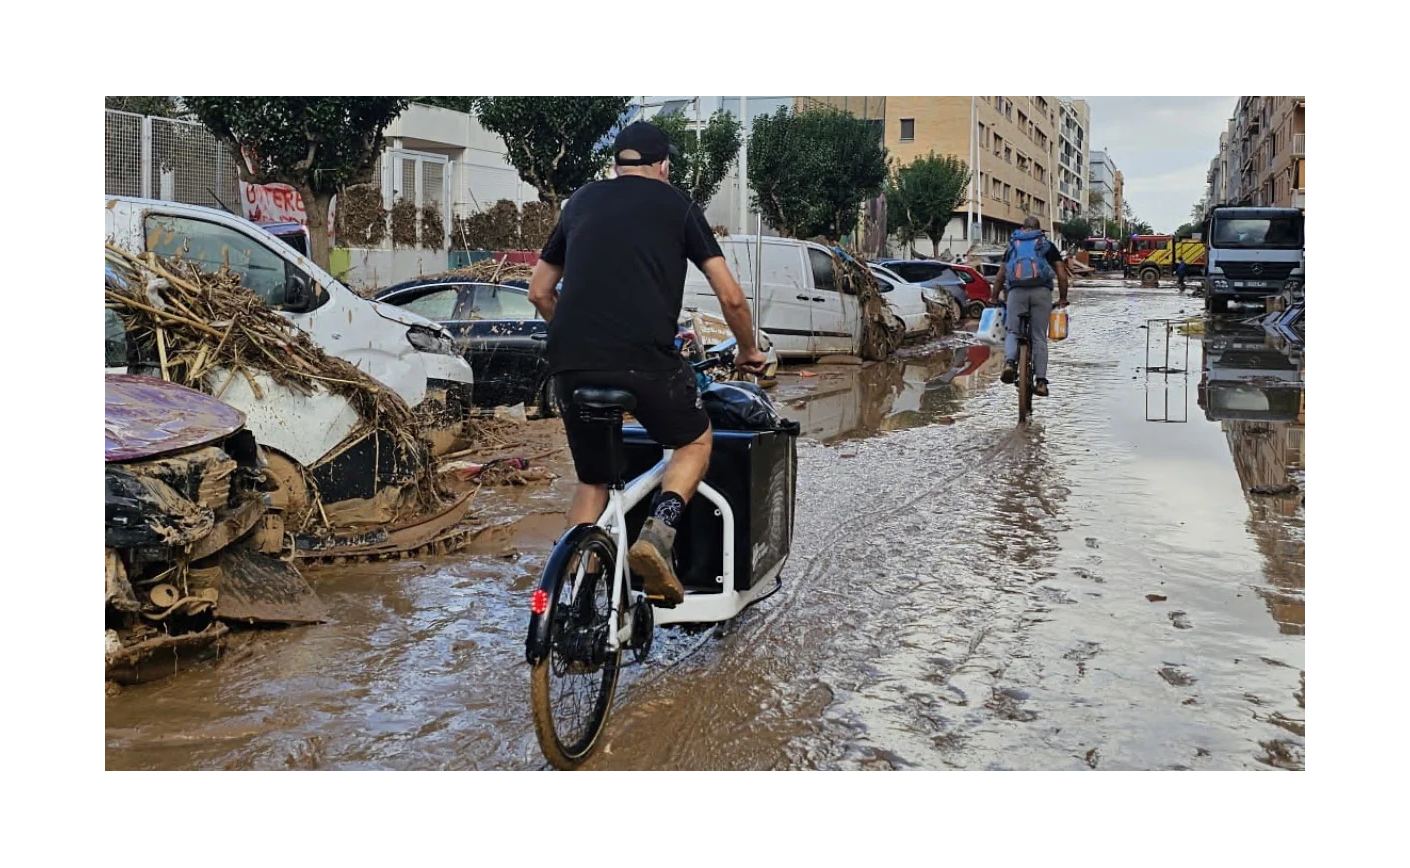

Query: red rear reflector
left=531, top=589, right=549, bottom=615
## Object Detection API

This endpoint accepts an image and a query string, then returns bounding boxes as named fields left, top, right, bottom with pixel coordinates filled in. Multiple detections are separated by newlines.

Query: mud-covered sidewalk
left=105, top=282, right=1304, bottom=770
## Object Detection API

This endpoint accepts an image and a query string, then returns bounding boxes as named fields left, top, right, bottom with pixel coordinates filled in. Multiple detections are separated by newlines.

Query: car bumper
left=419, top=351, right=475, bottom=387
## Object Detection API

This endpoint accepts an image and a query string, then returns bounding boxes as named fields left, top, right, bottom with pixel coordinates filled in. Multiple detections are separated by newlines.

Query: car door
left=806, top=247, right=859, bottom=355
left=459, top=284, right=549, bottom=408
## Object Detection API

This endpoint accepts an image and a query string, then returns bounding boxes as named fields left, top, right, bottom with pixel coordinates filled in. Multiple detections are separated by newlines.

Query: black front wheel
left=1017, top=341, right=1032, bottom=423
left=529, top=526, right=622, bottom=769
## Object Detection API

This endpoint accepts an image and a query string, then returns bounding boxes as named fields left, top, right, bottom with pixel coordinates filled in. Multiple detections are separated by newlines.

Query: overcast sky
left=1080, top=96, right=1236, bottom=232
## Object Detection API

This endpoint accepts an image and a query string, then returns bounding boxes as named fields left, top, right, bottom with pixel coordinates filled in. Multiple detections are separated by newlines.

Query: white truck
left=1202, top=206, right=1305, bottom=315
left=682, top=235, right=930, bottom=359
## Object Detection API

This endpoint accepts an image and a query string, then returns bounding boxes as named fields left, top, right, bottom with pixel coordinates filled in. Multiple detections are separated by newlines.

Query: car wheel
left=537, top=379, right=557, bottom=419
left=966, top=300, right=985, bottom=320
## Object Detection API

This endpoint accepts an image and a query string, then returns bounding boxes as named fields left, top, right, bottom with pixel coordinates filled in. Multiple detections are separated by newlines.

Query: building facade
left=1206, top=97, right=1304, bottom=209
left=1089, top=150, right=1117, bottom=220
left=1056, top=98, right=1090, bottom=222
left=878, top=96, right=1060, bottom=248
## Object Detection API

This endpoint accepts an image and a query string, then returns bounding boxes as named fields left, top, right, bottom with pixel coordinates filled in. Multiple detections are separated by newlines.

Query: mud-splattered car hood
left=105, top=374, right=247, bottom=463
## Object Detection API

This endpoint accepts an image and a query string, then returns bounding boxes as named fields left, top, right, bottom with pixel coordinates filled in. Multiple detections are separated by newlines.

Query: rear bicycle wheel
left=530, top=528, right=622, bottom=769
left=1017, top=341, right=1032, bottom=423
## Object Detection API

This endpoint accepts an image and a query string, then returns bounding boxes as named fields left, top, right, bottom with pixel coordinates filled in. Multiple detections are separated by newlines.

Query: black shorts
left=553, top=362, right=711, bottom=485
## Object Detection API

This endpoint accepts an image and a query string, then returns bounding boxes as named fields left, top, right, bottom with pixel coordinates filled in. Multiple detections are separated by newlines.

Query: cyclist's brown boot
left=1034, top=379, right=1050, bottom=397
left=1001, top=360, right=1019, bottom=384
left=629, top=517, right=685, bottom=605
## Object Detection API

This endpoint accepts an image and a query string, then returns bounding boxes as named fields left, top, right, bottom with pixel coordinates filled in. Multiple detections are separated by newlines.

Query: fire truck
left=1077, top=237, right=1122, bottom=271
left=1122, top=234, right=1207, bottom=283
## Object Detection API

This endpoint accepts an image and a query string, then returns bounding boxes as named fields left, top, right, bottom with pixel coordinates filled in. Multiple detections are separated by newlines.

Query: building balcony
left=1292, top=133, right=1305, bottom=157
left=1292, top=190, right=1305, bottom=209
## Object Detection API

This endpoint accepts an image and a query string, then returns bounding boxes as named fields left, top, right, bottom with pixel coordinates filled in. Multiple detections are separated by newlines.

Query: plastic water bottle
left=1049, top=307, right=1070, bottom=342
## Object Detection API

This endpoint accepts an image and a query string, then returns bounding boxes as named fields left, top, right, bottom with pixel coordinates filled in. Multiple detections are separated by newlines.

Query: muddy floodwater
left=106, top=283, right=1305, bottom=770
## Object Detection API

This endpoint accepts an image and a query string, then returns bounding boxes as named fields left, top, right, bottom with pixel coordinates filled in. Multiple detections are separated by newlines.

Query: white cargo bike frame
left=577, top=446, right=783, bottom=648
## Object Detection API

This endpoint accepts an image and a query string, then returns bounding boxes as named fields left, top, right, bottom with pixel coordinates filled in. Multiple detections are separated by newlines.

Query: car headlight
left=407, top=326, right=458, bottom=356
left=1284, top=278, right=1303, bottom=292
left=1211, top=278, right=1229, bottom=289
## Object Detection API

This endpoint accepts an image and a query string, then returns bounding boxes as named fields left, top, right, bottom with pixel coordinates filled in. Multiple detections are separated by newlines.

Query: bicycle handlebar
left=691, top=350, right=735, bottom=373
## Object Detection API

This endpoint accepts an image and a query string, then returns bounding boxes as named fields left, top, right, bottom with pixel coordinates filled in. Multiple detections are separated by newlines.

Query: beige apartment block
left=796, top=96, right=1065, bottom=247
left=1230, top=96, right=1305, bottom=208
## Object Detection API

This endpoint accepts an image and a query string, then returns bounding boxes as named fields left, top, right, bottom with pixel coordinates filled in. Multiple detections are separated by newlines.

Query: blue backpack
left=1005, top=229, right=1055, bottom=289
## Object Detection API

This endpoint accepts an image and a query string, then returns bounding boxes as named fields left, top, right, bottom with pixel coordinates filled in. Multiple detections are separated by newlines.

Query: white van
left=104, top=197, right=474, bottom=412
left=684, top=235, right=927, bottom=359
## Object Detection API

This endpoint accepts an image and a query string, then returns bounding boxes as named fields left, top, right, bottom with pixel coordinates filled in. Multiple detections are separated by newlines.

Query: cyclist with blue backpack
left=990, top=216, right=1070, bottom=397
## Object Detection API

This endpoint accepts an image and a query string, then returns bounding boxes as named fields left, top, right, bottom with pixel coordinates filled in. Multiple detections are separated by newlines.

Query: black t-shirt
left=539, top=175, right=723, bottom=373
left=1001, top=234, right=1063, bottom=286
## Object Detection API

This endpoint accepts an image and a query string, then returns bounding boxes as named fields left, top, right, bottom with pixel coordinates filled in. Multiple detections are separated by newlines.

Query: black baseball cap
left=612, top=121, right=680, bottom=166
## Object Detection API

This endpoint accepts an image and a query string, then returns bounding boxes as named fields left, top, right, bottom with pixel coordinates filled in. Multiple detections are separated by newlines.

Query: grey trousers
left=1004, top=287, right=1054, bottom=381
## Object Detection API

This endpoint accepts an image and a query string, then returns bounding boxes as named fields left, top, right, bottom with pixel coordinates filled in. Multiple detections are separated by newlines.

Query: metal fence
left=105, top=110, right=242, bottom=212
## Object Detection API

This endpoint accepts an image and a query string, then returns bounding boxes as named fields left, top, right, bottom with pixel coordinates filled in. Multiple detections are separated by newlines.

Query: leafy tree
left=747, top=106, right=888, bottom=241
left=649, top=110, right=742, bottom=208
left=476, top=97, right=632, bottom=217
left=107, top=96, right=184, bottom=118
left=1174, top=222, right=1199, bottom=238
left=1056, top=217, right=1092, bottom=248
left=184, top=97, right=409, bottom=269
left=885, top=152, right=971, bottom=257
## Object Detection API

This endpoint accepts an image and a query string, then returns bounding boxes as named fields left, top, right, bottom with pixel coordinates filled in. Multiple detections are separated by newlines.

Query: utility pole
left=737, top=96, right=749, bottom=236
left=968, top=96, right=976, bottom=245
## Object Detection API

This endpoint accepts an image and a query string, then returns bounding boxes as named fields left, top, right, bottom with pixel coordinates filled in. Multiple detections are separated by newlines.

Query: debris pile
left=335, top=184, right=388, bottom=247
left=452, top=199, right=522, bottom=251
left=390, top=199, right=420, bottom=247
left=832, top=248, right=906, bottom=361
left=103, top=245, right=450, bottom=541
left=520, top=201, right=556, bottom=250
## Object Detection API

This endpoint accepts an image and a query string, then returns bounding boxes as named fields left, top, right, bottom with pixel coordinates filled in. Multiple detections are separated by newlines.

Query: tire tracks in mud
left=590, top=390, right=1063, bottom=769
left=589, top=300, right=1137, bottom=770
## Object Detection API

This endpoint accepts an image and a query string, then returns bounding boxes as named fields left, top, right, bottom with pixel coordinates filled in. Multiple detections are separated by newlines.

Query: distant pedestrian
left=1175, top=258, right=1188, bottom=292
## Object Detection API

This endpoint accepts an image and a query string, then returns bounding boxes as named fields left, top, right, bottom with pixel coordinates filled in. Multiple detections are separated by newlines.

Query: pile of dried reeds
left=335, top=184, right=388, bottom=247
left=452, top=200, right=522, bottom=251
left=420, top=205, right=445, bottom=250
left=103, top=244, right=437, bottom=520
left=417, top=258, right=535, bottom=286
left=520, top=201, right=555, bottom=250
left=390, top=199, right=419, bottom=247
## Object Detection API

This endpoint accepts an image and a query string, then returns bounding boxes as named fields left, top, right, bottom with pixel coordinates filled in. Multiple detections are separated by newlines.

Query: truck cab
left=1202, top=206, right=1305, bottom=314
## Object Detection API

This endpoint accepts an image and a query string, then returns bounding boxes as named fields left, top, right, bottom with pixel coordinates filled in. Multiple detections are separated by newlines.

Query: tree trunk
left=302, top=189, right=334, bottom=272
left=931, top=236, right=940, bottom=258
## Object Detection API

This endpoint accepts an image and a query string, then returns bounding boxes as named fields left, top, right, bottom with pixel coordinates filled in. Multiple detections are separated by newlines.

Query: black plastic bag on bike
left=701, top=381, right=800, bottom=435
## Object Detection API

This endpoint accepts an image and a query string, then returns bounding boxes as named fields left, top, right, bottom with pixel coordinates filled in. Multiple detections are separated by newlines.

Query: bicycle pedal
left=645, top=593, right=679, bottom=609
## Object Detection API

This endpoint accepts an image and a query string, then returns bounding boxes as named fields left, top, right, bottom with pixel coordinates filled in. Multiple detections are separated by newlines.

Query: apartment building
left=877, top=96, right=1060, bottom=247
left=1089, top=150, right=1117, bottom=220
left=1207, top=97, right=1305, bottom=209
left=1056, top=98, right=1090, bottom=221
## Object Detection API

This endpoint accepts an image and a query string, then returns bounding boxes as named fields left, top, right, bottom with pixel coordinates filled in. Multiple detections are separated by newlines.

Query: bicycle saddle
left=573, top=388, right=637, bottom=412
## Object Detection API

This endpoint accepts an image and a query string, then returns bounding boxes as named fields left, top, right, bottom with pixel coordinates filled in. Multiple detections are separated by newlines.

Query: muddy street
left=105, top=282, right=1304, bottom=770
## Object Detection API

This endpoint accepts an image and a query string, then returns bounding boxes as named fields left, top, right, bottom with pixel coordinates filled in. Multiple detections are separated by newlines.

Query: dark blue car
left=375, top=277, right=552, bottom=413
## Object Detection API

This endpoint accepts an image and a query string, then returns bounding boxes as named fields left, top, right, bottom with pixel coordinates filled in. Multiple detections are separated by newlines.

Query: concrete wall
left=330, top=247, right=450, bottom=293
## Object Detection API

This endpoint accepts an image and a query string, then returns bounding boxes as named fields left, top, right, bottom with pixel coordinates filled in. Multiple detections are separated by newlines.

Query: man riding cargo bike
left=524, top=122, right=796, bottom=768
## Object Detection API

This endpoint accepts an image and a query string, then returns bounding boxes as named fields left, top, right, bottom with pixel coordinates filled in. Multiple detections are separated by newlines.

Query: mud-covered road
left=106, top=283, right=1305, bottom=770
